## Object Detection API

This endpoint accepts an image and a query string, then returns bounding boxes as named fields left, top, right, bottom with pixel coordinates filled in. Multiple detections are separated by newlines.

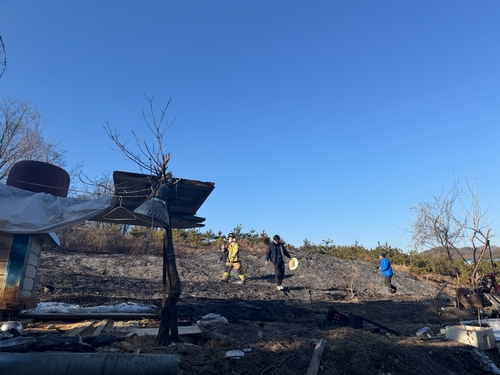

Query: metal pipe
left=0, top=353, right=180, bottom=375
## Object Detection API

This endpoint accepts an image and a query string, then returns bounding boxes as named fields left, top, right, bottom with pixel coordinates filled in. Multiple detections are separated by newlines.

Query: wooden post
left=157, top=221, right=181, bottom=345
left=306, top=338, right=327, bottom=375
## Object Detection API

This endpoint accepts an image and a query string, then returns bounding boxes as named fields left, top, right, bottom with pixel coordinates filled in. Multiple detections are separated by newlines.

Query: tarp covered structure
left=0, top=185, right=115, bottom=234
left=0, top=170, right=215, bottom=233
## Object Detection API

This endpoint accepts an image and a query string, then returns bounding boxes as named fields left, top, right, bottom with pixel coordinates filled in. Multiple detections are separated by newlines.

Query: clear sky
left=1, top=1, right=499, bottom=251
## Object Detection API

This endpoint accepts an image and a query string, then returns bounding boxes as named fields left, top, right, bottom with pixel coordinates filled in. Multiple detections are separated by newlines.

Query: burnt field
left=31, top=246, right=500, bottom=375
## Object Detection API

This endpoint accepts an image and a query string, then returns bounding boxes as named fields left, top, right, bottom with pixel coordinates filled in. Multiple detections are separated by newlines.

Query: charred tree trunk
left=157, top=223, right=181, bottom=345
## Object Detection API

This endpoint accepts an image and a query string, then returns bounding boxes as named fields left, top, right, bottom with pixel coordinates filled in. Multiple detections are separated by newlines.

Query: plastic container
left=416, top=327, right=434, bottom=338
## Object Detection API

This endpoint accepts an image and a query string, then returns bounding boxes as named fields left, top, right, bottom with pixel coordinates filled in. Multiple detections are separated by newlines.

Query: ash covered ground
left=33, top=246, right=500, bottom=375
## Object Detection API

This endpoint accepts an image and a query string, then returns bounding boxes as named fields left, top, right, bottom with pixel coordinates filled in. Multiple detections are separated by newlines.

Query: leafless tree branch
left=0, top=97, right=68, bottom=182
left=104, top=95, right=180, bottom=346
left=0, top=36, right=6, bottom=79
left=103, top=95, right=174, bottom=187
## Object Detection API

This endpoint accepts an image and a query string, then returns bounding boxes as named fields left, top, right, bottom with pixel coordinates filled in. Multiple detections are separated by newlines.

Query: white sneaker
left=277, top=285, right=284, bottom=290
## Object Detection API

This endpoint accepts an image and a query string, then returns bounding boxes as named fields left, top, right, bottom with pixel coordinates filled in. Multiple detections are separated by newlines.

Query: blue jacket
left=266, top=242, right=291, bottom=264
left=379, top=257, right=393, bottom=277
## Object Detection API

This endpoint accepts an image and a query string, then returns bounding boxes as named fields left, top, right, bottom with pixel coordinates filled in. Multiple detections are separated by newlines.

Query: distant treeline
left=422, top=246, right=500, bottom=262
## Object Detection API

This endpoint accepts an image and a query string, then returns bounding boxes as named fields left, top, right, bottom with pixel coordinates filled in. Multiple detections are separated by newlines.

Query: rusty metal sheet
left=89, top=171, right=215, bottom=229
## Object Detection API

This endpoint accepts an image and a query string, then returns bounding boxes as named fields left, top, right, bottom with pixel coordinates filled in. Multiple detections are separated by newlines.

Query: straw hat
left=289, top=257, right=299, bottom=270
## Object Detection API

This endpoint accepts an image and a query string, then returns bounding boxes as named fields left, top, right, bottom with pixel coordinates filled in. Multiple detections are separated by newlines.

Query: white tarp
left=0, top=185, right=115, bottom=234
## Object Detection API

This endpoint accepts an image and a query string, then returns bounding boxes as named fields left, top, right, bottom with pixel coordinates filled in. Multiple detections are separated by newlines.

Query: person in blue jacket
left=378, top=253, right=396, bottom=293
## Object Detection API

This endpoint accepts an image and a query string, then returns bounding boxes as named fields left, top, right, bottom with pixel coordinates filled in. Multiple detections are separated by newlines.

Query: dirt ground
left=32, top=245, right=500, bottom=375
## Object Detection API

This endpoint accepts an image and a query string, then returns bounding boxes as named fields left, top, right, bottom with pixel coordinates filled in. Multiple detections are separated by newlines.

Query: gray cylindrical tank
left=0, top=352, right=180, bottom=375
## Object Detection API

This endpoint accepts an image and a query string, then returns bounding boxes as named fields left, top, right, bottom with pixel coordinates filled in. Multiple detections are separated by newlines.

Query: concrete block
left=445, top=325, right=496, bottom=350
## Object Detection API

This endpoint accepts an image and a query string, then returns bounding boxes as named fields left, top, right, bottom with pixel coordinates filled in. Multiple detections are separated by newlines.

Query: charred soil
left=33, top=245, right=500, bottom=375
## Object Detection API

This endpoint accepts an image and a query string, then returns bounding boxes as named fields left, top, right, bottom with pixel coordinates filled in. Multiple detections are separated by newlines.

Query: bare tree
left=464, top=179, right=494, bottom=286
left=78, top=172, right=128, bottom=232
left=410, top=179, right=467, bottom=261
left=104, top=95, right=174, bottom=178
left=0, top=97, right=67, bottom=181
left=79, top=172, right=115, bottom=199
left=105, top=94, right=181, bottom=345
left=410, top=177, right=494, bottom=285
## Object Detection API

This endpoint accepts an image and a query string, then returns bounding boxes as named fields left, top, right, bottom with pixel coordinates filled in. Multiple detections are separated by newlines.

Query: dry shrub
left=238, top=239, right=268, bottom=254
left=57, top=226, right=161, bottom=255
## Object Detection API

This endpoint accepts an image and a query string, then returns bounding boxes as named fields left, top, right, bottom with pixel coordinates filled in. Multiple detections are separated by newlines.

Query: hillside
left=422, top=245, right=500, bottom=261
left=32, top=245, right=500, bottom=375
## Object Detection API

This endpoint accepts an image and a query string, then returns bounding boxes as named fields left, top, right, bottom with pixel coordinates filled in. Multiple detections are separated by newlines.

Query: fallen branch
left=261, top=353, right=293, bottom=375
left=361, top=317, right=400, bottom=336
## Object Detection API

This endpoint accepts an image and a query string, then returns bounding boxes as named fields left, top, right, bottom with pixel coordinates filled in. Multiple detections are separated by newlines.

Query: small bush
left=57, top=224, right=161, bottom=255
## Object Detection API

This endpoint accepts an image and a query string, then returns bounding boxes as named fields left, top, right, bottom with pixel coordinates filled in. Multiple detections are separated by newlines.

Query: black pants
left=274, top=261, right=285, bottom=286
left=384, top=276, right=396, bottom=293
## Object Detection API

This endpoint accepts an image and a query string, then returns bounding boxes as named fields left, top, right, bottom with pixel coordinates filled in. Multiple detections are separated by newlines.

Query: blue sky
left=1, top=1, right=499, bottom=250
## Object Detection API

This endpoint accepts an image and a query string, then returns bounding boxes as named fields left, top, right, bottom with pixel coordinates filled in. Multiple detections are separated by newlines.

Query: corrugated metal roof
left=89, top=171, right=215, bottom=229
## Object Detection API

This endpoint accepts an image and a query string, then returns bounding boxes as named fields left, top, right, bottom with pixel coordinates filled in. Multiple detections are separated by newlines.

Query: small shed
left=0, top=232, right=58, bottom=310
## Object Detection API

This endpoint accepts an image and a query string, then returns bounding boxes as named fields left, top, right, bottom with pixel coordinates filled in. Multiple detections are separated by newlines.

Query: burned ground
left=33, top=245, right=500, bottom=375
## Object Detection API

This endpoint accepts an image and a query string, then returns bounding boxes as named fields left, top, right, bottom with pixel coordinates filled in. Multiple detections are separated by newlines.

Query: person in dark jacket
left=218, top=243, right=228, bottom=265
left=265, top=234, right=291, bottom=291
left=378, top=253, right=396, bottom=293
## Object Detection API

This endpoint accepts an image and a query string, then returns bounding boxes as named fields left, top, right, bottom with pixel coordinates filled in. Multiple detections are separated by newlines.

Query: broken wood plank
left=306, top=339, right=327, bottom=375
left=92, top=319, right=109, bottom=336
left=484, top=293, right=500, bottom=311
left=62, top=320, right=96, bottom=336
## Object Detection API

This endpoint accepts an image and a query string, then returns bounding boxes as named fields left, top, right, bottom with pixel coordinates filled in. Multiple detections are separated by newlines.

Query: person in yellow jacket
left=220, top=233, right=245, bottom=284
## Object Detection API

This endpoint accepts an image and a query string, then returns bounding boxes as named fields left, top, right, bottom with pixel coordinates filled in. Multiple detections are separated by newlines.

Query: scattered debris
left=456, top=288, right=483, bottom=309
left=473, top=348, right=500, bottom=374
left=326, top=307, right=399, bottom=335
left=416, top=326, right=434, bottom=338
left=62, top=320, right=96, bottom=336
left=226, top=349, right=245, bottom=359
left=43, top=285, right=55, bottom=294
left=0, top=321, right=23, bottom=334
left=0, top=337, right=35, bottom=352
left=197, top=313, right=228, bottom=326
left=123, top=325, right=201, bottom=337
